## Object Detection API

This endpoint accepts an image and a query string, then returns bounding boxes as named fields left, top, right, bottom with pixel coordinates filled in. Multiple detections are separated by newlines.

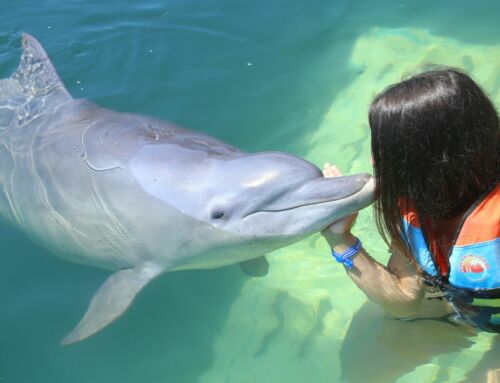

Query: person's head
left=369, top=68, right=500, bottom=253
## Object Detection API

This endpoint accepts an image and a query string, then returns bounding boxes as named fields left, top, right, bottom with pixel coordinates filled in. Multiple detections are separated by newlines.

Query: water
left=0, top=1, right=499, bottom=382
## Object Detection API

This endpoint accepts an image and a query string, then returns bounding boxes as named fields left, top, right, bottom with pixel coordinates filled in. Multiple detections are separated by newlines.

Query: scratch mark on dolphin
left=79, top=121, right=124, bottom=174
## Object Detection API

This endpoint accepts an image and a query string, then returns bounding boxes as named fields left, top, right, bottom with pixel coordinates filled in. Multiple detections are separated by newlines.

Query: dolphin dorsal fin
left=12, top=33, right=71, bottom=99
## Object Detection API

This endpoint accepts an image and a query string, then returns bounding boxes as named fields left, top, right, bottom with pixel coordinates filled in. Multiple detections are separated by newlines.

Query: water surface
left=0, top=1, right=499, bottom=382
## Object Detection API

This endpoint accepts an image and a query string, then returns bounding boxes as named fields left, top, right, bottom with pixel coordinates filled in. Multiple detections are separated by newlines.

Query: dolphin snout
left=292, top=173, right=372, bottom=204
left=353, top=173, right=372, bottom=183
left=255, top=173, right=373, bottom=213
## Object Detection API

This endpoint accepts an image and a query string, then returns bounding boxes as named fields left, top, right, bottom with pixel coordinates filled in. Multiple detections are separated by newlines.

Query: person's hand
left=321, top=163, right=358, bottom=239
left=322, top=162, right=342, bottom=178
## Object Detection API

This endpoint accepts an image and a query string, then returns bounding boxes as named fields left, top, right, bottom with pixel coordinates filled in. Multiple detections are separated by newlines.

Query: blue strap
left=332, top=238, right=362, bottom=269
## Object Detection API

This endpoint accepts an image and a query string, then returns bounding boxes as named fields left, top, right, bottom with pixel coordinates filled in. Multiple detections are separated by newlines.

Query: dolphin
left=0, top=34, right=375, bottom=345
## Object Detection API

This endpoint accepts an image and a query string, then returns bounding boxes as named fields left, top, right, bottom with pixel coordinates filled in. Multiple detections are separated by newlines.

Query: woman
left=322, top=68, right=499, bottom=331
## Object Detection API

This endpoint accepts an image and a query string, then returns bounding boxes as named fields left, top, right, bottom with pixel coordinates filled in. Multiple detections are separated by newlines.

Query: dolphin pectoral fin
left=61, top=263, right=163, bottom=346
left=239, top=256, right=270, bottom=277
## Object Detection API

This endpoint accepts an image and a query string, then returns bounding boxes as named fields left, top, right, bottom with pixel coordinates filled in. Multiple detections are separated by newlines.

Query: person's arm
left=323, top=231, right=425, bottom=318
left=322, top=164, right=425, bottom=318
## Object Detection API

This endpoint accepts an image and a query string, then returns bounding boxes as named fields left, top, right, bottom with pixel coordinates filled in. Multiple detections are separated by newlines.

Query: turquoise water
left=1, top=1, right=499, bottom=382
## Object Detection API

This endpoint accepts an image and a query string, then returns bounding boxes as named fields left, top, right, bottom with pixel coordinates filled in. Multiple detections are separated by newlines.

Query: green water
left=1, top=1, right=499, bottom=382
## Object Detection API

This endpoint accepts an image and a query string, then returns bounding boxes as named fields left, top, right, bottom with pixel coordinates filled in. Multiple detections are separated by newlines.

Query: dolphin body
left=0, top=34, right=375, bottom=345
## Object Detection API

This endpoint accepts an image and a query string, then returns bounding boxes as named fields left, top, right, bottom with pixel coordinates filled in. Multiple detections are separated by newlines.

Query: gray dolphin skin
left=0, top=34, right=375, bottom=345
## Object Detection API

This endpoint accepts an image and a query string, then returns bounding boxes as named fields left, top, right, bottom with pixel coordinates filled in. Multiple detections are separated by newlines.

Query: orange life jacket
left=400, top=183, right=500, bottom=332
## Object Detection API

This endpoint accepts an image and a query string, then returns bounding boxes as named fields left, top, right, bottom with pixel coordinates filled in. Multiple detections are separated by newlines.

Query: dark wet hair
left=369, top=68, right=500, bottom=255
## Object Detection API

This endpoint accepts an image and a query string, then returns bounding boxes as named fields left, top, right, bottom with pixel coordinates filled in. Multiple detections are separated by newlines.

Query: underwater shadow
left=253, top=290, right=289, bottom=358
left=339, top=301, right=475, bottom=383
left=463, top=335, right=500, bottom=383
left=0, top=222, right=245, bottom=383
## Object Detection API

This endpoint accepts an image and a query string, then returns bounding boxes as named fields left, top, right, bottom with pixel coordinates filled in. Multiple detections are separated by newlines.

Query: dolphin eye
left=211, top=210, right=225, bottom=220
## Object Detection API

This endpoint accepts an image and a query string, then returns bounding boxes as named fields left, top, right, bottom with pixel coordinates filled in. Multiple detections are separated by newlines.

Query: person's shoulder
left=457, top=182, right=500, bottom=246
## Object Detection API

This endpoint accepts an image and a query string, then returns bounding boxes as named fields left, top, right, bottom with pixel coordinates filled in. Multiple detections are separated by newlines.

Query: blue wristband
left=332, top=238, right=362, bottom=269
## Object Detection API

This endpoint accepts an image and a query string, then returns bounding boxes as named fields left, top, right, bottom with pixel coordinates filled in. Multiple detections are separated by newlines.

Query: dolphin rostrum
left=0, top=34, right=375, bottom=345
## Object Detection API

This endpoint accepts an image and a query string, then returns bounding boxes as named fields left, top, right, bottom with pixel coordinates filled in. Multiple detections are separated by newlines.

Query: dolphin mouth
left=246, top=174, right=375, bottom=216
left=251, top=198, right=343, bottom=214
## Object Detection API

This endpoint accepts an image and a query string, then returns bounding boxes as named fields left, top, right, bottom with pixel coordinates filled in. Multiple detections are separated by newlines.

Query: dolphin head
left=131, top=143, right=374, bottom=244
left=200, top=152, right=374, bottom=238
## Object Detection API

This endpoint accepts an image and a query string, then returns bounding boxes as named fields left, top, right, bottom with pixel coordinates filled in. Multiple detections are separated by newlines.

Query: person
left=321, top=68, right=499, bottom=332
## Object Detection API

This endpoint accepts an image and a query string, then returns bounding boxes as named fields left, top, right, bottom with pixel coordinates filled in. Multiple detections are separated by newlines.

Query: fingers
left=322, top=163, right=343, bottom=178
left=322, top=163, right=337, bottom=177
